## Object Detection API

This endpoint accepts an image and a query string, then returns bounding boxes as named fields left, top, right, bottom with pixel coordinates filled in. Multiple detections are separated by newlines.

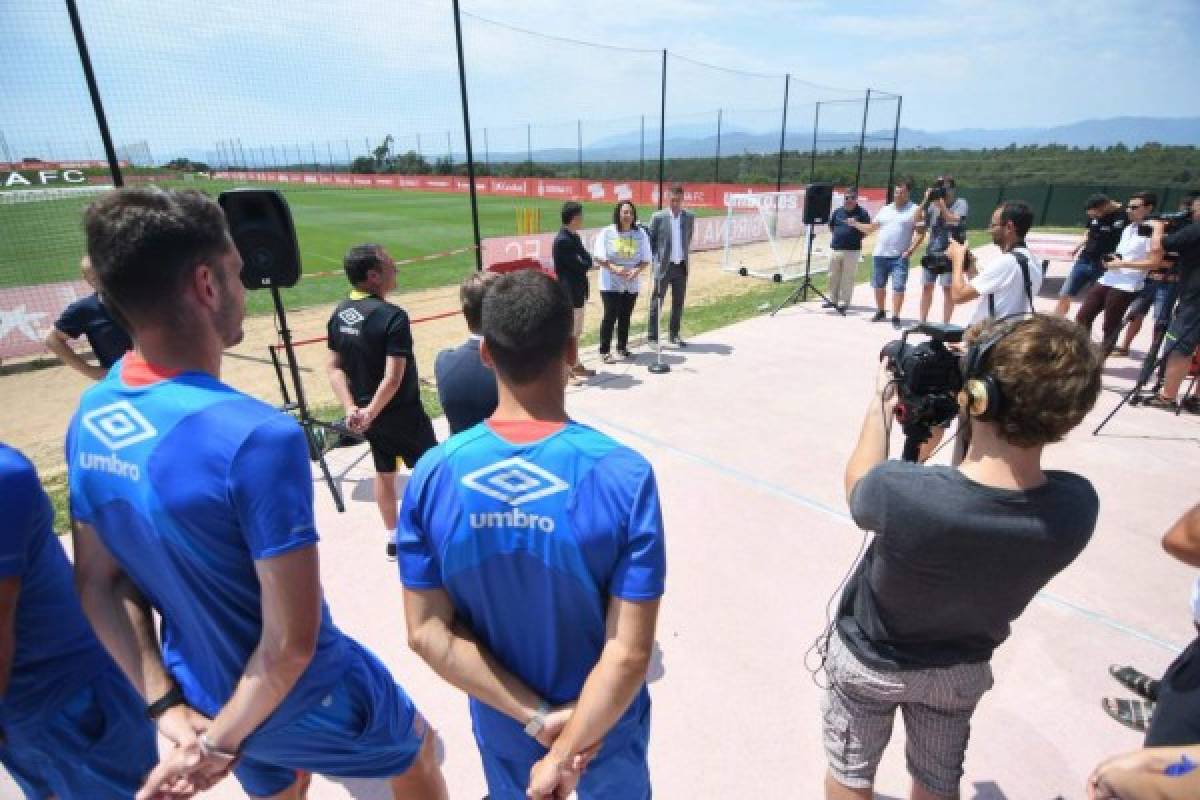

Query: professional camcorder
left=1138, top=209, right=1192, bottom=238
left=880, top=322, right=965, bottom=460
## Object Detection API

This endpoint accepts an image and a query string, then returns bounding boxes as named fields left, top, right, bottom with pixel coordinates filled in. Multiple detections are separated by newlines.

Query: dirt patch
left=0, top=233, right=864, bottom=477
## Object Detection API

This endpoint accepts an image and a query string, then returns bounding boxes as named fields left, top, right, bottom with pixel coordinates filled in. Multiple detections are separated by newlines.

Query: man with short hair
left=918, top=177, right=968, bottom=324
left=435, top=271, right=498, bottom=434
left=69, top=188, right=447, bottom=799
left=825, top=313, right=1102, bottom=800
left=44, top=255, right=131, bottom=380
left=399, top=269, right=666, bottom=800
left=327, top=244, right=437, bottom=560
left=1076, top=192, right=1159, bottom=357
left=647, top=186, right=695, bottom=346
left=1054, top=194, right=1127, bottom=316
left=948, top=201, right=1043, bottom=323
left=0, top=443, right=156, bottom=799
left=849, top=178, right=923, bottom=329
left=552, top=201, right=595, bottom=381
left=1144, top=195, right=1200, bottom=410
left=826, top=189, right=871, bottom=312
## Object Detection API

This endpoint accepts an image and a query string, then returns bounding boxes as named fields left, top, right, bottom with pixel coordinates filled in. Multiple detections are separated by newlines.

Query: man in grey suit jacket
left=647, top=186, right=695, bottom=346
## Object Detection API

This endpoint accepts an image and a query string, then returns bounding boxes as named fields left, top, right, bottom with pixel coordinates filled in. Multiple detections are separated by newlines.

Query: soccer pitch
left=0, top=180, right=644, bottom=315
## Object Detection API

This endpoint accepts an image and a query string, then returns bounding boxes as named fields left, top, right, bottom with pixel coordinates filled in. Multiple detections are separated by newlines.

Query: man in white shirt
left=850, top=178, right=923, bottom=329
left=1075, top=192, right=1159, bottom=357
left=948, top=201, right=1043, bottom=324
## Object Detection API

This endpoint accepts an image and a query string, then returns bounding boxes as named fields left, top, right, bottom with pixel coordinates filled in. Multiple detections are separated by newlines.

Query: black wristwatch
left=144, top=684, right=186, bottom=720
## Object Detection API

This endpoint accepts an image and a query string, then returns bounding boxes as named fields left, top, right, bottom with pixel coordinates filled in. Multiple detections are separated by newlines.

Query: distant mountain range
left=484, top=116, right=1200, bottom=162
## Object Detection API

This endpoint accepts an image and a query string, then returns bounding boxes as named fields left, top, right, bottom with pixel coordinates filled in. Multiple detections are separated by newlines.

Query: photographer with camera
left=918, top=177, right=968, bottom=325
left=1055, top=194, right=1128, bottom=317
left=948, top=201, right=1042, bottom=323
left=824, top=314, right=1102, bottom=800
left=1116, top=193, right=1199, bottom=357
left=1075, top=193, right=1160, bottom=358
left=1143, top=194, right=1200, bottom=410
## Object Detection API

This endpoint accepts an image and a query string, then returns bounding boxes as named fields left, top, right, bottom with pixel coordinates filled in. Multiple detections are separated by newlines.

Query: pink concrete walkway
left=11, top=252, right=1197, bottom=799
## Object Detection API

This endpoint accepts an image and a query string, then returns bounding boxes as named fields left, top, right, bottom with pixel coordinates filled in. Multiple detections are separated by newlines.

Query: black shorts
left=365, top=410, right=437, bottom=473
left=1166, top=297, right=1200, bottom=358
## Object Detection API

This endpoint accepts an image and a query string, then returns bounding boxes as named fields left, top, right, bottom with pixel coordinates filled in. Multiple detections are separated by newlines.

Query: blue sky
left=1, top=0, right=1197, bottom=164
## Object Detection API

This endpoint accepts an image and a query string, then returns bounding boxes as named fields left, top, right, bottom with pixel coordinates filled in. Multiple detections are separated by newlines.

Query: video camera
left=919, top=228, right=972, bottom=275
left=1138, top=209, right=1192, bottom=238
left=880, top=322, right=965, bottom=460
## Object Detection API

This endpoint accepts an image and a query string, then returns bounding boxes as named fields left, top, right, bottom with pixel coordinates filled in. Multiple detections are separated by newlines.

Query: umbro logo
left=81, top=401, right=157, bottom=451
left=338, top=307, right=365, bottom=326
left=461, top=457, right=568, bottom=506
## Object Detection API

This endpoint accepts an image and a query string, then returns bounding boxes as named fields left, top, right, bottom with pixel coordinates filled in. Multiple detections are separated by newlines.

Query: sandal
left=1109, top=665, right=1160, bottom=701
left=1102, top=697, right=1155, bottom=732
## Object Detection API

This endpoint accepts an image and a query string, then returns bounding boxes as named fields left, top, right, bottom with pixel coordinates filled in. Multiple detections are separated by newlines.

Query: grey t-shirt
left=926, top=196, right=969, bottom=255
left=836, top=460, right=1098, bottom=670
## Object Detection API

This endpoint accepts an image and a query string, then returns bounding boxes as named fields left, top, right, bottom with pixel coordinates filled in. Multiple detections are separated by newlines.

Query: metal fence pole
left=854, top=88, right=871, bottom=190
left=658, top=50, right=667, bottom=209
left=810, top=102, right=820, bottom=184
left=577, top=120, right=583, bottom=180
left=66, top=0, right=123, bottom=186
left=776, top=74, right=790, bottom=192
left=714, top=109, right=722, bottom=184
left=452, top=0, right=484, bottom=270
left=639, top=115, right=645, bottom=187
left=885, top=95, right=903, bottom=203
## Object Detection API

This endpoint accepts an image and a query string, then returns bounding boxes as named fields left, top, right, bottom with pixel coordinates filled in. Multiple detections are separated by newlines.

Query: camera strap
left=988, top=247, right=1035, bottom=318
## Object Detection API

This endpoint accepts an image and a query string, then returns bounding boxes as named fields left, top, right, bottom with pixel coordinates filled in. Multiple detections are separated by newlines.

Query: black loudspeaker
left=218, top=189, right=302, bottom=289
left=802, top=182, right=834, bottom=225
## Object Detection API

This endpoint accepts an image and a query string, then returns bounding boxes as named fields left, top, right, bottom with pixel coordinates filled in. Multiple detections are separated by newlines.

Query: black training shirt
left=326, top=294, right=421, bottom=413
left=1081, top=209, right=1128, bottom=260
left=1164, top=221, right=1200, bottom=302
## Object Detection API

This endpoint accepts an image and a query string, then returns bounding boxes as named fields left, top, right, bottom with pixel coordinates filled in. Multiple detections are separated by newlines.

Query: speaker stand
left=647, top=279, right=671, bottom=374
left=771, top=224, right=842, bottom=316
left=268, top=285, right=356, bottom=512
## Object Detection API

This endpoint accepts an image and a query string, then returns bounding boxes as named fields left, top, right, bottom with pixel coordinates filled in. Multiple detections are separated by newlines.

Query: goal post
left=721, top=189, right=834, bottom=282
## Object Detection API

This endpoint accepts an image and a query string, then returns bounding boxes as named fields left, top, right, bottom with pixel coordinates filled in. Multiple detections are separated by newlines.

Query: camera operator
left=948, top=201, right=1043, bottom=323
left=1075, top=192, right=1160, bottom=358
left=919, top=177, right=968, bottom=325
left=1117, top=192, right=1199, bottom=357
left=824, top=314, right=1102, bottom=800
left=1054, top=194, right=1128, bottom=317
left=1144, top=194, right=1200, bottom=410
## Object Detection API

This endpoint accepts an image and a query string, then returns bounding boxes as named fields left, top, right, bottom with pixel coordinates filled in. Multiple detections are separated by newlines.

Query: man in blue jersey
left=398, top=269, right=666, bottom=800
left=67, top=188, right=447, bottom=800
left=0, top=443, right=156, bottom=799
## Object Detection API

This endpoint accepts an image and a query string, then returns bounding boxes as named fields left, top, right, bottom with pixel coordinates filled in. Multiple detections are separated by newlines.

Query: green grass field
left=0, top=180, right=717, bottom=316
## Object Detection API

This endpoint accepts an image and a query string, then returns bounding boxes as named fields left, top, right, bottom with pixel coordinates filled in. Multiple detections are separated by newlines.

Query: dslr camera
left=926, top=177, right=950, bottom=202
left=880, top=323, right=965, bottom=458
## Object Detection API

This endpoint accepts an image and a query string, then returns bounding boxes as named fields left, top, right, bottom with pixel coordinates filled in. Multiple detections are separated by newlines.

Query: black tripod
left=771, top=224, right=844, bottom=316
left=266, top=285, right=358, bottom=512
left=1093, top=299, right=1200, bottom=434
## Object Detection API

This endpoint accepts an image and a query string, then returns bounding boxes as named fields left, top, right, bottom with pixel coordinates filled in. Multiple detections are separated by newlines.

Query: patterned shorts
left=821, top=632, right=994, bottom=797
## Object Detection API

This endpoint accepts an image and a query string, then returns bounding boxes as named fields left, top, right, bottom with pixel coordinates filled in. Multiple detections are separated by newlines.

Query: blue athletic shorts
left=1059, top=257, right=1105, bottom=297
left=233, top=641, right=425, bottom=798
left=0, top=668, right=157, bottom=800
left=478, top=704, right=651, bottom=800
left=872, top=256, right=910, bottom=293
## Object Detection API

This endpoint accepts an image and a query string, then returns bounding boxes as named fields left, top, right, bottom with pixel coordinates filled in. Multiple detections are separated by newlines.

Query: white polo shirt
left=1098, top=223, right=1152, bottom=293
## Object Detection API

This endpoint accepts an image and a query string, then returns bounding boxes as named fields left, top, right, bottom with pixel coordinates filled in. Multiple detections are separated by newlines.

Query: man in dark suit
left=552, top=201, right=595, bottom=381
left=435, top=271, right=498, bottom=434
left=647, top=186, right=695, bottom=346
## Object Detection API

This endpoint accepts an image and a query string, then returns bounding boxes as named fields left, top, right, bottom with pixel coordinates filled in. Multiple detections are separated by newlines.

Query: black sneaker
left=891, top=316, right=903, bottom=330
left=872, top=310, right=887, bottom=322
left=386, top=542, right=397, bottom=561
left=821, top=301, right=836, bottom=309
left=669, top=336, right=687, bottom=348
left=838, top=304, right=850, bottom=314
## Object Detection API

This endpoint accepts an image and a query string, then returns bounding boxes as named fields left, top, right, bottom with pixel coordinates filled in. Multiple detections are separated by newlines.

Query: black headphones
left=960, top=315, right=1032, bottom=420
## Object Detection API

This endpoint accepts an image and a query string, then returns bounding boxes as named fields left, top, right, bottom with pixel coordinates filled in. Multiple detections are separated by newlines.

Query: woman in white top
left=592, top=200, right=651, bottom=362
